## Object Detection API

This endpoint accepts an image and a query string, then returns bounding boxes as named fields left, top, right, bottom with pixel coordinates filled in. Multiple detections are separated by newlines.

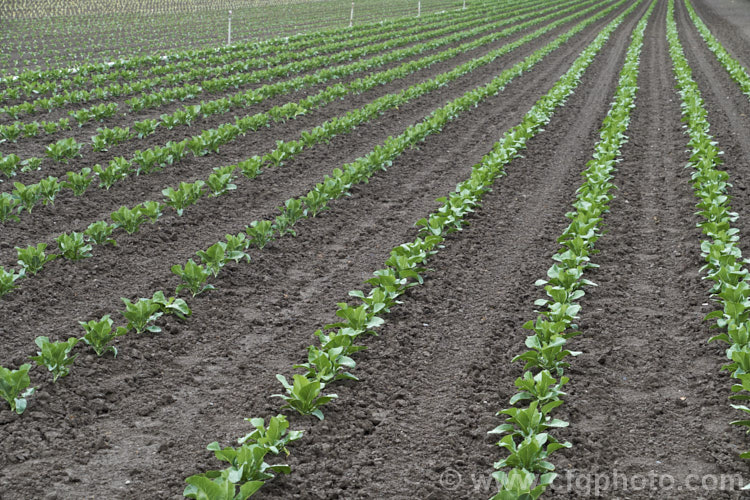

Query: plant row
left=666, top=0, right=750, bottom=487
left=0, top=0, right=558, bottom=176
left=0, top=1, right=508, bottom=103
left=0, top=0, right=603, bottom=224
left=0, top=0, right=499, bottom=92
left=0, top=0, right=568, bottom=177
left=683, top=0, right=750, bottom=101
left=0, top=0, right=629, bottom=419
left=181, top=3, right=647, bottom=497
left=489, top=2, right=651, bottom=496
left=0, top=1, right=510, bottom=120
left=0, top=290, right=191, bottom=414
left=1, top=0, right=461, bottom=76
left=0, top=0, right=621, bottom=301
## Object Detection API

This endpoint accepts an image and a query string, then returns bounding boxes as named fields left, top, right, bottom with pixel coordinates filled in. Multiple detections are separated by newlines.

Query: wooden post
left=227, top=10, right=232, bottom=46
left=417, top=0, right=421, bottom=17
left=349, top=2, right=354, bottom=27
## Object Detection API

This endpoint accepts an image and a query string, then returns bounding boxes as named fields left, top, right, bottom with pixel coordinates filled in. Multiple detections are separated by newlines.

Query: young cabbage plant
left=222, top=234, right=250, bottom=263
left=45, top=137, right=82, bottom=163
left=56, top=232, right=93, bottom=261
left=493, top=432, right=570, bottom=475
left=30, top=336, right=79, bottom=382
left=325, top=302, right=384, bottom=336
left=491, top=468, right=556, bottom=500
left=12, top=181, right=41, bottom=213
left=83, top=220, right=117, bottom=246
left=509, top=370, right=568, bottom=406
left=0, top=364, right=35, bottom=414
left=0, top=266, right=24, bottom=297
left=349, top=287, right=391, bottom=315
left=16, top=243, right=57, bottom=275
left=281, top=198, right=305, bottom=224
left=207, top=172, right=237, bottom=197
left=489, top=401, right=568, bottom=442
left=20, top=157, right=42, bottom=173
left=272, top=374, right=338, bottom=420
left=187, top=435, right=295, bottom=490
left=238, top=414, right=303, bottom=456
left=38, top=176, right=62, bottom=206
left=62, top=167, right=93, bottom=196
left=272, top=213, right=296, bottom=237
left=0, top=192, right=20, bottom=223
left=0, top=153, right=21, bottom=178
left=238, top=156, right=263, bottom=178
left=121, top=297, right=163, bottom=334
left=162, top=180, right=205, bottom=216
left=79, top=315, right=119, bottom=357
left=301, top=191, right=329, bottom=217
left=183, top=475, right=263, bottom=500
left=137, top=201, right=163, bottom=224
left=93, top=160, right=129, bottom=189
left=293, top=345, right=358, bottom=383
left=196, top=242, right=229, bottom=277
left=151, top=291, right=192, bottom=320
left=172, top=259, right=215, bottom=296
left=245, top=221, right=274, bottom=249
left=315, top=326, right=367, bottom=354
left=111, top=205, right=146, bottom=234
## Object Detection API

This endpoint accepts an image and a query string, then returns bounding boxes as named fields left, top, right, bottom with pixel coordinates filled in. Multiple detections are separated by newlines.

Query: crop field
left=3, top=0, right=750, bottom=498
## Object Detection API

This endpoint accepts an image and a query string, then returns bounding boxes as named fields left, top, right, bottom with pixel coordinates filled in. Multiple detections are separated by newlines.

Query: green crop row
left=181, top=3, right=643, bottom=497
left=0, top=0, right=601, bottom=223
left=0, top=0, right=510, bottom=103
left=666, top=0, right=750, bottom=488
left=0, top=1, right=512, bottom=120
left=0, top=0, right=491, bottom=87
left=0, top=0, right=617, bottom=305
left=489, top=2, right=651, bottom=496
left=0, top=0, right=567, bottom=180
left=0, top=0, right=627, bottom=423
left=683, top=0, right=750, bottom=101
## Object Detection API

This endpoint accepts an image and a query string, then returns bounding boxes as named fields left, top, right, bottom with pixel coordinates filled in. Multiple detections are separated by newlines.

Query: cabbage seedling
left=183, top=475, right=263, bottom=500
left=56, top=232, right=93, bottom=261
left=238, top=414, right=303, bottom=455
left=84, top=221, right=117, bottom=246
left=151, top=291, right=191, bottom=320
left=0, top=364, right=35, bottom=414
left=245, top=221, right=274, bottom=249
left=0, top=192, right=20, bottom=222
left=293, top=346, right=357, bottom=383
left=184, top=441, right=291, bottom=497
left=30, top=336, right=79, bottom=382
left=196, top=242, right=229, bottom=277
left=62, top=167, right=93, bottom=195
left=272, top=374, right=337, bottom=420
left=111, top=205, right=146, bottom=234
left=121, top=297, right=163, bottom=333
left=0, top=266, right=24, bottom=297
left=79, top=315, right=118, bottom=357
left=172, top=259, right=215, bottom=296
left=16, top=243, right=57, bottom=275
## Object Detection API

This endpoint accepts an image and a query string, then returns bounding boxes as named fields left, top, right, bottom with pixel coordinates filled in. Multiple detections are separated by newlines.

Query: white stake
left=463, top=0, right=466, bottom=9
left=227, top=10, right=232, bottom=46
left=417, top=0, right=421, bottom=17
left=349, top=2, right=354, bottom=27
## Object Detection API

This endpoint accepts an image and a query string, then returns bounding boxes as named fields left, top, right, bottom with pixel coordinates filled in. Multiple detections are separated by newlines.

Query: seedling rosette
left=0, top=364, right=35, bottom=414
